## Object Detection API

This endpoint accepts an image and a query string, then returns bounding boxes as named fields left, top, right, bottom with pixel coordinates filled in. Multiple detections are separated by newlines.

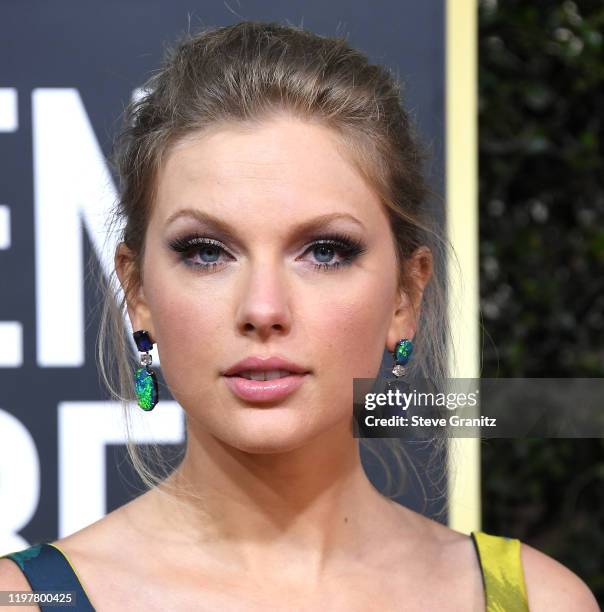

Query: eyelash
left=168, top=232, right=367, bottom=273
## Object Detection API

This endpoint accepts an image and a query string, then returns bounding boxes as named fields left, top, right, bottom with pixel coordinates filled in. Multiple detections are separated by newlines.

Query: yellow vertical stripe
left=445, top=0, right=481, bottom=534
left=472, top=532, right=530, bottom=611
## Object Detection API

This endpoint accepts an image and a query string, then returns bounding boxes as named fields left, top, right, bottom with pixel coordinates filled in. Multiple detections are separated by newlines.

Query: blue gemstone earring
left=392, top=338, right=414, bottom=378
left=133, top=330, right=159, bottom=411
left=385, top=337, right=414, bottom=395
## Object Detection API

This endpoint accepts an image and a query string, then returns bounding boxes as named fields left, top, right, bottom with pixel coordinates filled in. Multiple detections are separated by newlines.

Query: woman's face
left=123, top=115, right=423, bottom=453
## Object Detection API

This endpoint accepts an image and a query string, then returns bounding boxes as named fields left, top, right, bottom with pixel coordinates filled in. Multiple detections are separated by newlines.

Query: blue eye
left=313, top=244, right=335, bottom=263
left=304, top=236, right=366, bottom=272
left=168, top=232, right=366, bottom=273
left=168, top=236, right=230, bottom=270
left=197, top=244, right=221, bottom=263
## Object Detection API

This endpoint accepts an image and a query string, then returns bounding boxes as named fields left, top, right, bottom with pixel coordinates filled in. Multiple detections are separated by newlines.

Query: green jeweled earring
left=392, top=338, right=413, bottom=377
left=133, top=330, right=159, bottom=411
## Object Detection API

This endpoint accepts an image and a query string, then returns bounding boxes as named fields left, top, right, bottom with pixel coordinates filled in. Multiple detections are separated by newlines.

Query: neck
left=152, top=416, right=399, bottom=579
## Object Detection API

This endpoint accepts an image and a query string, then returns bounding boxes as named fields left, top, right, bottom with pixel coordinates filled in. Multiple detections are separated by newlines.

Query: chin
left=229, top=438, right=306, bottom=455
left=215, top=413, right=324, bottom=454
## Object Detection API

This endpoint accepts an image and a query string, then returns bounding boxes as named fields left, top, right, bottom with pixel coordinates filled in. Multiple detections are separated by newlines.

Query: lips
left=237, top=369, right=294, bottom=381
left=222, top=355, right=310, bottom=377
left=223, top=373, right=308, bottom=403
left=222, top=355, right=310, bottom=403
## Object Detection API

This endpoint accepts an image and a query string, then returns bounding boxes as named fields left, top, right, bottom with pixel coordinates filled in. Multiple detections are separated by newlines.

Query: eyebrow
left=164, top=208, right=366, bottom=242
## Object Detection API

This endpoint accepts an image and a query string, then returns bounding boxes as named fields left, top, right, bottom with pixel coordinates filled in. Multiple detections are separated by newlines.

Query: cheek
left=308, top=274, right=396, bottom=382
left=143, top=267, right=227, bottom=402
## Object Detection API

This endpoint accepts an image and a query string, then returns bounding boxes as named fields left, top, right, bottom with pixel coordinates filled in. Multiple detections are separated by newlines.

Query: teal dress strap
left=1, top=543, right=95, bottom=611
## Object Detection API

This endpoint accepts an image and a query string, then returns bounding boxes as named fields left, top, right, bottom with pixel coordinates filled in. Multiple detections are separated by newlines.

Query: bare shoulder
left=385, top=503, right=485, bottom=609
left=520, top=541, right=600, bottom=611
left=0, top=558, right=40, bottom=611
left=0, top=497, right=150, bottom=612
left=52, top=487, right=159, bottom=550
left=0, top=557, right=32, bottom=589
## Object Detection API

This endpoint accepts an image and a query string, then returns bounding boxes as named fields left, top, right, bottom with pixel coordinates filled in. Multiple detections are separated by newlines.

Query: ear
left=386, top=245, right=433, bottom=352
left=114, top=242, right=156, bottom=339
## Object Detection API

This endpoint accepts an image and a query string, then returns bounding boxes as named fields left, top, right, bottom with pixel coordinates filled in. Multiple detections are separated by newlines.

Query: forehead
left=153, top=116, right=384, bottom=227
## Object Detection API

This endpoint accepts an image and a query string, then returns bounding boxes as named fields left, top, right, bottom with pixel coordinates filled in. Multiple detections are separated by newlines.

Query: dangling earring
left=392, top=338, right=414, bottom=378
left=384, top=337, right=414, bottom=396
left=133, top=330, right=159, bottom=411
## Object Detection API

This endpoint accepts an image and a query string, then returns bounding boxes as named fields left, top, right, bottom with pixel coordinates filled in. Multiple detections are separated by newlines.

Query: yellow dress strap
left=471, top=530, right=530, bottom=612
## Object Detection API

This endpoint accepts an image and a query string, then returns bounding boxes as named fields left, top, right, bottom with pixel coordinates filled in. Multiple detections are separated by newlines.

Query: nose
left=234, top=258, right=292, bottom=339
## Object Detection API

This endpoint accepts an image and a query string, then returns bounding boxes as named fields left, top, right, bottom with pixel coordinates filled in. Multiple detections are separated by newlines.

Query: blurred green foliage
left=478, top=0, right=604, bottom=602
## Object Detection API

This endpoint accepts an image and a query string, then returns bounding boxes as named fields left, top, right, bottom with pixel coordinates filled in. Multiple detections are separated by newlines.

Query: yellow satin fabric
left=471, top=530, right=530, bottom=611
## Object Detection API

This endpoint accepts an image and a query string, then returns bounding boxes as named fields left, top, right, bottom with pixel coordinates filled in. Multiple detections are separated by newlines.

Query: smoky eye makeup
left=167, top=230, right=368, bottom=273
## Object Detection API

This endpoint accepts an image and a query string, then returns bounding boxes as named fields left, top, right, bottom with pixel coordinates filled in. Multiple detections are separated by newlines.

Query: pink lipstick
left=222, top=355, right=310, bottom=403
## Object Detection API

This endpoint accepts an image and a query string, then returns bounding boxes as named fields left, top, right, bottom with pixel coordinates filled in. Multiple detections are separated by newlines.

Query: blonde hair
left=97, top=20, right=458, bottom=516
